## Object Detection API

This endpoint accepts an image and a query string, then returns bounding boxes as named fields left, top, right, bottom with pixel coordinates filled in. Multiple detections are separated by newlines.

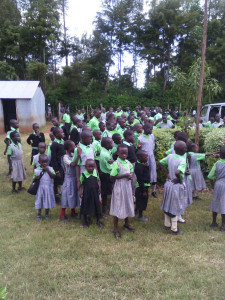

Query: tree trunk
left=62, top=0, right=68, bottom=66
left=195, top=0, right=208, bottom=148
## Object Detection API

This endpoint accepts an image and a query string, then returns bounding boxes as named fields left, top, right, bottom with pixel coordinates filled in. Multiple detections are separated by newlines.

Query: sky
left=66, top=0, right=146, bottom=87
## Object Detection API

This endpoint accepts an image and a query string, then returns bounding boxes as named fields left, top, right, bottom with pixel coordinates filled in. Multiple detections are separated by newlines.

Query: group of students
left=3, top=105, right=225, bottom=237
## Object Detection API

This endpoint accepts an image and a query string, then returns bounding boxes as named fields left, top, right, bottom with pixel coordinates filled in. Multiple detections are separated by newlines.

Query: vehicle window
left=209, top=106, right=220, bottom=118
left=221, top=106, right=225, bottom=118
left=201, top=107, right=208, bottom=117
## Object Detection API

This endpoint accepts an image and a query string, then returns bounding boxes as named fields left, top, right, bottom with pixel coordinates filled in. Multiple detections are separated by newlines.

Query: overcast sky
left=66, top=0, right=146, bottom=87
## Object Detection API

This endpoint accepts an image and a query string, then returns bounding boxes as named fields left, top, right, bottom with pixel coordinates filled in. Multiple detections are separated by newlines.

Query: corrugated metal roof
left=0, top=81, right=40, bottom=99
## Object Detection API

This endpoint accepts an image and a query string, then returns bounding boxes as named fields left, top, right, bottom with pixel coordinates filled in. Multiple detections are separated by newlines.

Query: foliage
left=153, top=129, right=176, bottom=182
left=0, top=62, right=18, bottom=80
left=171, top=58, right=221, bottom=111
left=27, top=61, right=48, bottom=90
left=0, top=286, right=7, bottom=300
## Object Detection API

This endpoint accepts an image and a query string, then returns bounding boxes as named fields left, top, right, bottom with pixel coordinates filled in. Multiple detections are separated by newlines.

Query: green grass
left=1, top=134, right=225, bottom=299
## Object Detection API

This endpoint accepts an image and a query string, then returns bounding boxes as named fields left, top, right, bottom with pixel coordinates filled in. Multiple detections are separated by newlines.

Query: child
left=158, top=141, right=187, bottom=235
left=111, top=133, right=122, bottom=157
left=63, top=108, right=71, bottom=133
left=32, top=142, right=50, bottom=169
left=47, top=132, right=55, bottom=159
left=138, top=124, right=157, bottom=198
left=99, top=137, right=114, bottom=214
left=27, top=123, right=45, bottom=164
left=70, top=116, right=83, bottom=145
left=110, top=144, right=135, bottom=238
left=117, top=118, right=127, bottom=138
left=50, top=127, right=66, bottom=203
left=79, top=159, right=103, bottom=228
left=123, top=130, right=137, bottom=196
left=99, top=121, right=105, bottom=133
left=208, top=145, right=225, bottom=231
left=188, top=143, right=215, bottom=200
left=73, top=130, right=95, bottom=185
left=4, top=119, right=20, bottom=175
left=102, top=121, right=117, bottom=138
left=133, top=123, right=143, bottom=149
left=135, top=150, right=150, bottom=222
left=51, top=117, right=68, bottom=141
left=60, top=141, right=82, bottom=221
left=7, top=131, right=26, bottom=193
left=92, top=130, right=102, bottom=171
left=164, top=131, right=180, bottom=156
left=34, top=154, right=56, bottom=221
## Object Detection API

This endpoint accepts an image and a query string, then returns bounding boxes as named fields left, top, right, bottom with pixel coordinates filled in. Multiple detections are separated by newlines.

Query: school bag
left=27, top=171, right=44, bottom=195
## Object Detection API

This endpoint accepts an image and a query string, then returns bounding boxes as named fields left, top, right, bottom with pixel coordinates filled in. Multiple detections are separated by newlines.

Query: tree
left=0, top=62, right=18, bottom=80
left=171, top=58, right=221, bottom=131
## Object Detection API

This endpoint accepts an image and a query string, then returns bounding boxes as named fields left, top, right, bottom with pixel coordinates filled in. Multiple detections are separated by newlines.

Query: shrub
left=153, top=129, right=176, bottom=183
left=0, top=286, right=7, bottom=300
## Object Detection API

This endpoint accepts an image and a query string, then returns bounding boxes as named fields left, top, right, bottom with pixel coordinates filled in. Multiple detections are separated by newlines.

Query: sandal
left=123, top=224, right=135, bottom=232
left=113, top=231, right=121, bottom=238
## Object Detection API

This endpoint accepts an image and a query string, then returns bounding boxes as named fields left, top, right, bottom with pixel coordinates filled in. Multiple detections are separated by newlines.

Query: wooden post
left=195, top=0, right=208, bottom=148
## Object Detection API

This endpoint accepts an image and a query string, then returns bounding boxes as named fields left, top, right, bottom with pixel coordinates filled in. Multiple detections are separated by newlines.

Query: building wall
left=30, top=87, right=46, bottom=128
left=0, top=100, right=4, bottom=132
left=15, top=87, right=46, bottom=132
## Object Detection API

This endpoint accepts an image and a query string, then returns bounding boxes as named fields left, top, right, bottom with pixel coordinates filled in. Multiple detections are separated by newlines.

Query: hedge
left=153, top=128, right=225, bottom=183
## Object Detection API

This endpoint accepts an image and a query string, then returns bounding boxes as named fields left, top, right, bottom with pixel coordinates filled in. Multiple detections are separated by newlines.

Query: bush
left=153, top=129, right=176, bottom=183
left=0, top=286, right=7, bottom=300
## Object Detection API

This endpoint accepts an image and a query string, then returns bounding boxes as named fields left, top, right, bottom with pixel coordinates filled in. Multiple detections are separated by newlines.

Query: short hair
left=32, top=123, right=39, bottom=129
left=85, top=158, right=95, bottom=165
left=174, top=131, right=181, bottom=139
left=143, top=123, right=152, bottom=131
left=177, top=132, right=188, bottom=143
left=123, top=129, right=134, bottom=139
left=52, top=116, right=58, bottom=121
left=53, top=127, right=62, bottom=136
left=93, top=130, right=101, bottom=137
left=9, top=119, right=17, bottom=126
left=187, top=143, right=196, bottom=152
left=101, top=137, right=112, bottom=148
left=64, top=140, right=74, bottom=151
left=39, top=154, right=48, bottom=163
left=136, top=150, right=148, bottom=160
left=81, top=130, right=92, bottom=139
left=112, top=133, right=121, bottom=142
left=117, top=144, right=128, bottom=151
left=99, top=121, right=105, bottom=126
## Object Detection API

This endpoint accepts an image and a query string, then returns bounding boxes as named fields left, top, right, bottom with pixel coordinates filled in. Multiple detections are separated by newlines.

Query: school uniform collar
left=37, top=165, right=42, bottom=170
left=12, top=141, right=20, bottom=148
left=137, top=160, right=145, bottom=165
left=93, top=137, right=101, bottom=143
left=54, top=138, right=64, bottom=144
left=142, top=133, right=150, bottom=139
left=117, top=157, right=128, bottom=164
left=83, top=169, right=98, bottom=178
left=10, top=127, right=19, bottom=133
left=219, top=159, right=225, bottom=163
left=79, top=142, right=91, bottom=149
left=70, top=124, right=77, bottom=131
left=123, top=140, right=132, bottom=146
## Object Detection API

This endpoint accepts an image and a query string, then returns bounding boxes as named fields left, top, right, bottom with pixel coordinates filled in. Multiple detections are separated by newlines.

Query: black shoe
left=60, top=216, right=69, bottom=222
left=220, top=226, right=225, bottom=231
left=83, top=222, right=89, bottom=228
left=164, top=226, right=171, bottom=230
left=210, top=222, right=218, bottom=227
left=171, top=229, right=184, bottom=235
left=12, top=189, right=18, bottom=194
left=97, top=220, right=104, bottom=228
left=18, top=187, right=26, bottom=191
left=152, top=192, right=158, bottom=198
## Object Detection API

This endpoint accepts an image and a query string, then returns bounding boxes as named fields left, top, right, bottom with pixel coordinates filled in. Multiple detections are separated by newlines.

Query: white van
left=201, top=103, right=225, bottom=123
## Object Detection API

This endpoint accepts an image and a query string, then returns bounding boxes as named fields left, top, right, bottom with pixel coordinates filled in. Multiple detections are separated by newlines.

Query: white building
left=0, top=81, right=46, bottom=132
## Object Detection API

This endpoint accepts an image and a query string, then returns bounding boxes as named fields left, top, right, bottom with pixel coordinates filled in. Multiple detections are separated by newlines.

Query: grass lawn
left=1, top=132, right=225, bottom=300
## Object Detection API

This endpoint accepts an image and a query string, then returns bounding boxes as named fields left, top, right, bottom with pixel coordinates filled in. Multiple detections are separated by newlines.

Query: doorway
left=2, top=99, right=17, bottom=132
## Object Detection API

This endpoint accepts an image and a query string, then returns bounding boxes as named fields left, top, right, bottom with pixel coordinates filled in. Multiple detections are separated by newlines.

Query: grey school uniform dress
left=189, top=153, right=206, bottom=191
left=160, top=154, right=187, bottom=216
left=138, top=134, right=157, bottom=183
left=110, top=160, right=135, bottom=219
left=61, top=155, right=80, bottom=209
left=34, top=167, right=56, bottom=209
left=184, top=155, right=193, bottom=207
left=10, top=143, right=26, bottom=182
left=209, top=161, right=225, bottom=214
